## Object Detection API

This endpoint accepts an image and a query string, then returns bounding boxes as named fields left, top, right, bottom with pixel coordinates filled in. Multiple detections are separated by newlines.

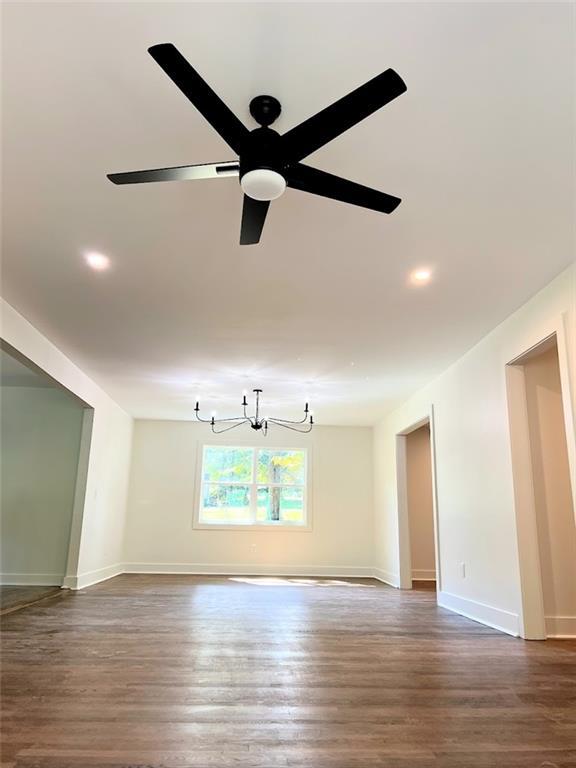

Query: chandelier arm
left=243, top=404, right=257, bottom=427
left=196, top=403, right=248, bottom=424
left=211, top=416, right=251, bottom=423
left=210, top=420, right=247, bottom=434
left=267, top=419, right=313, bottom=433
left=267, top=414, right=310, bottom=425
left=198, top=413, right=247, bottom=424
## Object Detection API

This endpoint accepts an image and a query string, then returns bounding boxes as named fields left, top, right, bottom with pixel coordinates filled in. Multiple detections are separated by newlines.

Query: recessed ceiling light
left=410, top=268, right=432, bottom=285
left=84, top=251, right=111, bottom=271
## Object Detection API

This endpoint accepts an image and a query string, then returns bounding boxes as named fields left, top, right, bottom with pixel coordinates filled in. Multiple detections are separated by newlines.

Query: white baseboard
left=62, top=563, right=124, bottom=590
left=412, top=569, right=436, bottom=581
left=546, top=615, right=576, bottom=638
left=123, top=562, right=374, bottom=578
left=437, top=590, right=520, bottom=637
left=372, top=568, right=400, bottom=588
left=0, top=573, right=63, bottom=586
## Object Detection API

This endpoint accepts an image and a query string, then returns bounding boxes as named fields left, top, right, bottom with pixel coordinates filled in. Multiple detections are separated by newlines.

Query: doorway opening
left=396, top=412, right=440, bottom=592
left=0, top=341, right=93, bottom=613
left=506, top=333, right=576, bottom=639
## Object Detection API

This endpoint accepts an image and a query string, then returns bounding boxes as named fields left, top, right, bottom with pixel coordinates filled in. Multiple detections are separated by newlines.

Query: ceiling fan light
left=241, top=169, right=286, bottom=201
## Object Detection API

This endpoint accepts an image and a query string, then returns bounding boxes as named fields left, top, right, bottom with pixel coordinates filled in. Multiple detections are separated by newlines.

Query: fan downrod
left=249, top=95, right=282, bottom=127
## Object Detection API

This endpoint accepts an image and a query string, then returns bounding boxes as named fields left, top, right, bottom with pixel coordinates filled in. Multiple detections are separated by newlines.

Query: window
left=197, top=445, right=308, bottom=527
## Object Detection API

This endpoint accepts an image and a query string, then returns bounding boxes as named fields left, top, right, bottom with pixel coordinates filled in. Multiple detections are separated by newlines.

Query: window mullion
left=251, top=448, right=257, bottom=524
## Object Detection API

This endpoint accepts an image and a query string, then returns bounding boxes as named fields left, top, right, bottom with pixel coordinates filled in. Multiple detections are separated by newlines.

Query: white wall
left=373, top=265, right=575, bottom=636
left=523, top=343, right=576, bottom=635
left=124, top=421, right=374, bottom=575
left=0, top=300, right=133, bottom=588
left=406, top=425, right=435, bottom=581
left=1, top=386, right=84, bottom=584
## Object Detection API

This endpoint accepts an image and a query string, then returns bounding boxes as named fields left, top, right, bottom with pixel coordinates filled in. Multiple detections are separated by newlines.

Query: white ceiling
left=1, top=2, right=573, bottom=425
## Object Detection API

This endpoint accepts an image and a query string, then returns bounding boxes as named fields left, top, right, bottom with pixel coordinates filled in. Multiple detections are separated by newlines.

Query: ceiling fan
left=107, top=44, right=407, bottom=245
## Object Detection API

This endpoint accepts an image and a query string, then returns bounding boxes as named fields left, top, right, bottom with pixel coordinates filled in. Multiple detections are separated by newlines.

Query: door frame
left=504, top=315, right=576, bottom=639
left=395, top=404, right=442, bottom=592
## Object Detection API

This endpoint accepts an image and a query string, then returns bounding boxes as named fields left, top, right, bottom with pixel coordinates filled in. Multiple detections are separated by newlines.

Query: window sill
left=193, top=522, right=312, bottom=532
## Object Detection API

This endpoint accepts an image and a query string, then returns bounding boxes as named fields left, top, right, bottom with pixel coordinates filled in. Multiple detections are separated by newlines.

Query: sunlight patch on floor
left=228, top=576, right=374, bottom=588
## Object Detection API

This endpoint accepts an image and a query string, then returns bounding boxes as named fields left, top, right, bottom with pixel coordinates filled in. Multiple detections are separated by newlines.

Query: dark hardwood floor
left=1, top=574, right=575, bottom=768
left=0, top=585, right=63, bottom=616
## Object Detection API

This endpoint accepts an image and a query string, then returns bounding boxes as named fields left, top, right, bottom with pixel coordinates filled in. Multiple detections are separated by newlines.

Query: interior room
left=0, top=344, right=91, bottom=612
left=1, top=2, right=574, bottom=766
left=405, top=422, right=436, bottom=588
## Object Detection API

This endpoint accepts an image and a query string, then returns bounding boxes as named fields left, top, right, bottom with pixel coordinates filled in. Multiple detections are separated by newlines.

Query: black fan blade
left=282, top=69, right=406, bottom=162
left=107, top=161, right=239, bottom=185
left=240, top=196, right=270, bottom=245
left=286, top=163, right=401, bottom=214
left=148, top=44, right=249, bottom=154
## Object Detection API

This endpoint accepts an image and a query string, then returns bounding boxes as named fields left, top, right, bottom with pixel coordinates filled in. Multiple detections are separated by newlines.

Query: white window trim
left=193, top=441, right=313, bottom=531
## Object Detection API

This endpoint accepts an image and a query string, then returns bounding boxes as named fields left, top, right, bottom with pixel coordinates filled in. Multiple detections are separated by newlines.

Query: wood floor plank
left=1, top=574, right=575, bottom=767
left=0, top=586, right=63, bottom=616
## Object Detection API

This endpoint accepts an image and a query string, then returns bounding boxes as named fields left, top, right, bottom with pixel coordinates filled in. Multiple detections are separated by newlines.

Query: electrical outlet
left=459, top=562, right=466, bottom=579
left=250, top=543, right=257, bottom=553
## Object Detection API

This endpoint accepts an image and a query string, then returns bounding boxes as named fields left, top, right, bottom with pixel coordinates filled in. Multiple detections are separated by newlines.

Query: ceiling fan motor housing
left=239, top=126, right=284, bottom=176
left=239, top=125, right=287, bottom=200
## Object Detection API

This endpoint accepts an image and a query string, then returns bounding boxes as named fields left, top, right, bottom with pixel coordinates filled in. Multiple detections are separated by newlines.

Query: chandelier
left=194, top=389, right=313, bottom=435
